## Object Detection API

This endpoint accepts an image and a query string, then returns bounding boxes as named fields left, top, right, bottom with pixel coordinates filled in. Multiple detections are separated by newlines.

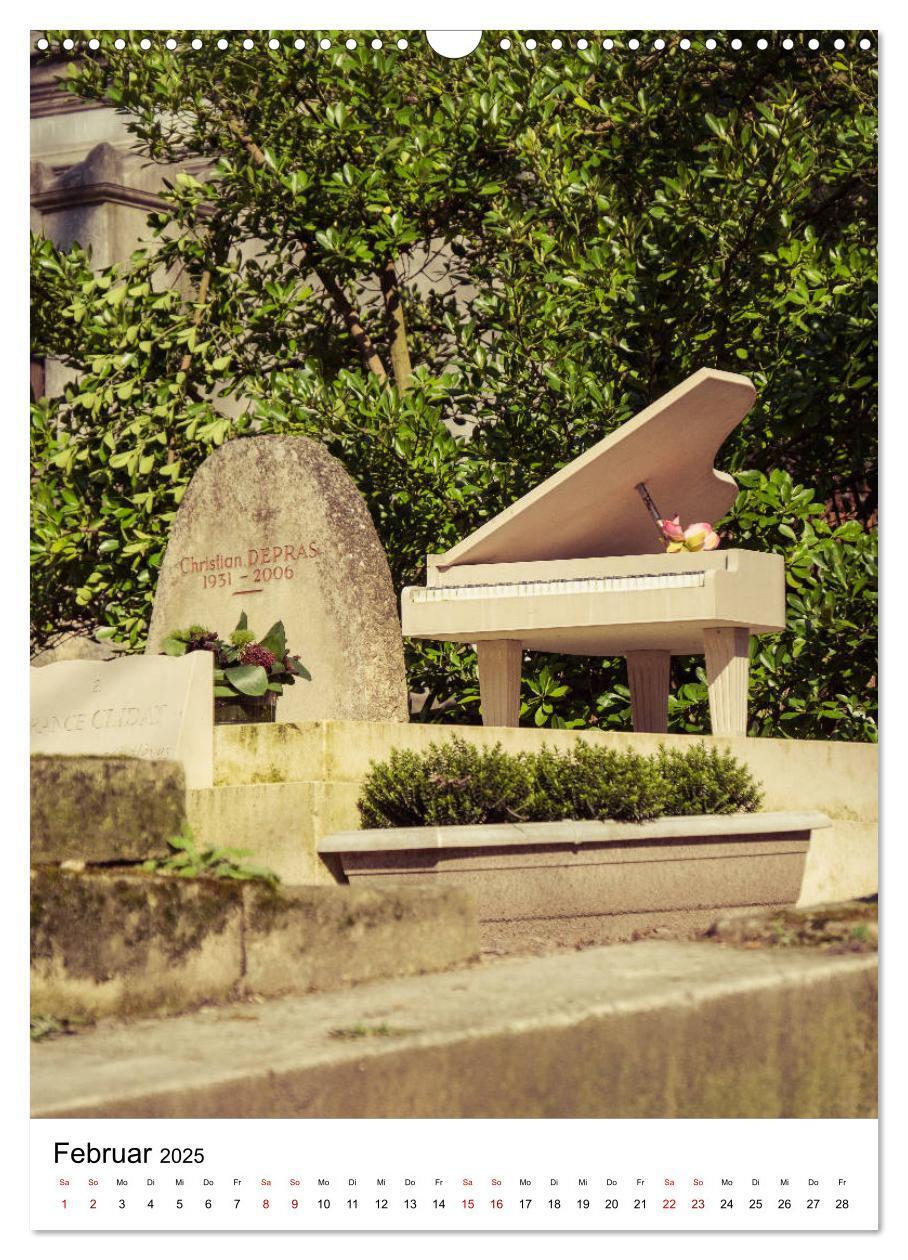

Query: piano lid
left=437, top=367, right=756, bottom=567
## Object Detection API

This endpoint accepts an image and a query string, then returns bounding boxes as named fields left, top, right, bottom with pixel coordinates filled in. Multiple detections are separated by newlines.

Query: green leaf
left=224, top=664, right=269, bottom=696
left=259, top=620, right=287, bottom=659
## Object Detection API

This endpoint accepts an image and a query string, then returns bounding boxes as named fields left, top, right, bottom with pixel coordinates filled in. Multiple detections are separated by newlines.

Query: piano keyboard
left=413, top=573, right=707, bottom=602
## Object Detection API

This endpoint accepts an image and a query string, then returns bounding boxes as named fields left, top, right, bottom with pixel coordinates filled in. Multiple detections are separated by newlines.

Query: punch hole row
left=36, top=36, right=410, bottom=52
left=35, top=34, right=876, bottom=54
left=517, top=35, right=873, bottom=52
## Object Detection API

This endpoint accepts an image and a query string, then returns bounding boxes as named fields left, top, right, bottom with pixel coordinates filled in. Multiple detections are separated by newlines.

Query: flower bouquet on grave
left=161, top=612, right=311, bottom=724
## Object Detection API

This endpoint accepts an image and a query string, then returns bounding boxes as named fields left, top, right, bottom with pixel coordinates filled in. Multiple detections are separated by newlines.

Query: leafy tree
left=31, top=31, right=877, bottom=739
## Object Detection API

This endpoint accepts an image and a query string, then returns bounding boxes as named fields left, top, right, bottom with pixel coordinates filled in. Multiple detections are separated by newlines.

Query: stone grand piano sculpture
left=402, top=368, right=785, bottom=737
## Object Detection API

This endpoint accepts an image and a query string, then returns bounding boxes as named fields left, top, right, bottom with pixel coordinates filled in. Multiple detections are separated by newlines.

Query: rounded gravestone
left=146, top=436, right=408, bottom=723
left=31, top=634, right=120, bottom=668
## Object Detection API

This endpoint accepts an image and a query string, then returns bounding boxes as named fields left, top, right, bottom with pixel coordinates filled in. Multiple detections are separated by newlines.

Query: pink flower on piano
left=658, top=517, right=721, bottom=553
left=682, top=522, right=721, bottom=552
left=658, top=515, right=685, bottom=543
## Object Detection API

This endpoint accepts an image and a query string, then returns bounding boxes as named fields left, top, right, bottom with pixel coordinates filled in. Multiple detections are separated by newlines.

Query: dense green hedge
left=357, top=737, right=763, bottom=827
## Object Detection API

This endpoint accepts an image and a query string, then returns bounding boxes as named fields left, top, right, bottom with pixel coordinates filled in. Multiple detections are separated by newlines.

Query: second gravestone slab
left=31, top=652, right=213, bottom=788
left=146, top=436, right=409, bottom=723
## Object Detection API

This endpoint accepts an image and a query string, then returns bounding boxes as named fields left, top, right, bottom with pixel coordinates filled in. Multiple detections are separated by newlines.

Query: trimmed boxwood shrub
left=526, top=745, right=664, bottom=823
left=357, top=736, right=535, bottom=828
left=357, top=739, right=763, bottom=828
left=656, top=744, right=764, bottom=815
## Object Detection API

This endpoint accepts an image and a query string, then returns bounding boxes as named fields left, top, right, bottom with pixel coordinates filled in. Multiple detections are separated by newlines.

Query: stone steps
left=31, top=941, right=877, bottom=1120
left=30, top=752, right=479, bottom=1023
left=31, top=869, right=478, bottom=1022
left=187, top=778, right=359, bottom=885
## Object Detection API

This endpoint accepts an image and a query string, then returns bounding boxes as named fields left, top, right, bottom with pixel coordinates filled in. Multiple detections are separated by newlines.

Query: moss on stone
left=31, top=755, right=186, bottom=864
left=242, top=882, right=294, bottom=934
left=31, top=868, right=241, bottom=983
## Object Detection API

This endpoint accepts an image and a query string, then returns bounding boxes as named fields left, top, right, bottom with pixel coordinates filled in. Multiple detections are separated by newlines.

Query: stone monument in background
left=146, top=436, right=409, bottom=724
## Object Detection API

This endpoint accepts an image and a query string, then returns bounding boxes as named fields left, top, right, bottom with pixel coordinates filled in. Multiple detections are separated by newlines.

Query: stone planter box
left=319, top=811, right=831, bottom=949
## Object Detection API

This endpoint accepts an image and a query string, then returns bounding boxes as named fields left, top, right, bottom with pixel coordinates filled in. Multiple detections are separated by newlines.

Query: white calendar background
left=30, top=1118, right=877, bottom=1231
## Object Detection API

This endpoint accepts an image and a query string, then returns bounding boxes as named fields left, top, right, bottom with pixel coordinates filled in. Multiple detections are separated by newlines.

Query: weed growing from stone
left=30, top=1014, right=78, bottom=1041
left=328, top=1023, right=414, bottom=1040
left=141, top=828, right=280, bottom=887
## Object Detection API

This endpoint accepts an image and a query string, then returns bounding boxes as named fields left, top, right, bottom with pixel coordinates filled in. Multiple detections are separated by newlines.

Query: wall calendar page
left=23, top=10, right=882, bottom=1247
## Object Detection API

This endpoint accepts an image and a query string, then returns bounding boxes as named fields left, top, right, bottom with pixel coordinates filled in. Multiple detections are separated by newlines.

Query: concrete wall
left=187, top=721, right=878, bottom=904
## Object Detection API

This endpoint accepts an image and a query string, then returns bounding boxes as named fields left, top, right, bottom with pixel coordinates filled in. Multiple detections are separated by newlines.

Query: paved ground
left=32, top=940, right=877, bottom=1120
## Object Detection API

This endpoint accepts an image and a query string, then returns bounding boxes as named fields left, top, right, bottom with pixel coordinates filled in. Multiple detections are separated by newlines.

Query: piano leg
left=626, top=651, right=670, bottom=734
left=704, top=627, right=751, bottom=737
left=476, top=640, right=522, bottom=727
